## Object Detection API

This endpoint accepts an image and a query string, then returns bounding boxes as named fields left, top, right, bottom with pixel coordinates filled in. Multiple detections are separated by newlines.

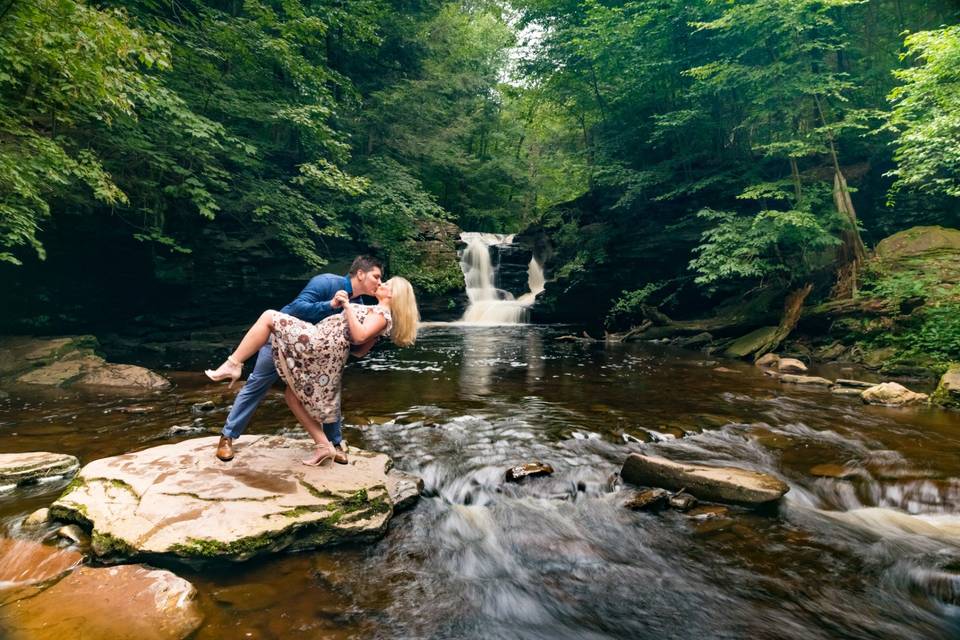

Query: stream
left=2, top=324, right=960, bottom=638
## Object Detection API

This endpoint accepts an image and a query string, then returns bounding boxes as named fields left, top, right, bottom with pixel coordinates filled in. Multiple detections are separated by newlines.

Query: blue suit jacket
left=280, top=273, right=354, bottom=324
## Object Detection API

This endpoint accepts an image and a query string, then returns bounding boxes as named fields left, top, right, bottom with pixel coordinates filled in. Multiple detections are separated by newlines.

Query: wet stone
left=861, top=382, right=929, bottom=406
left=809, top=463, right=860, bottom=479
left=211, top=583, right=282, bottom=612
left=505, top=462, right=555, bottom=482
left=0, top=452, right=79, bottom=489
left=830, top=386, right=865, bottom=396
left=625, top=488, right=670, bottom=511
left=777, top=358, right=807, bottom=373
left=190, top=401, right=216, bottom=416
left=55, top=524, right=88, bottom=545
left=779, top=374, right=833, bottom=386
left=835, top=379, right=876, bottom=389
left=0, top=539, right=83, bottom=586
left=0, top=564, right=202, bottom=640
left=669, top=492, right=698, bottom=511
left=23, top=508, right=49, bottom=528
left=754, top=353, right=780, bottom=368
left=687, top=505, right=731, bottom=520
left=621, top=454, right=789, bottom=505
left=49, top=435, right=400, bottom=561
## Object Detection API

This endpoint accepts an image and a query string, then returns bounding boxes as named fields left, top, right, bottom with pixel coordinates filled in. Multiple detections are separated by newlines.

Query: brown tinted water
left=2, top=325, right=960, bottom=639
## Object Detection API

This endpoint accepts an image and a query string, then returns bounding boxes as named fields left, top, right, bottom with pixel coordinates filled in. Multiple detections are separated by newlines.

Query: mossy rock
left=723, top=326, right=777, bottom=359
left=875, top=226, right=960, bottom=262
left=50, top=436, right=415, bottom=562
left=932, top=364, right=960, bottom=409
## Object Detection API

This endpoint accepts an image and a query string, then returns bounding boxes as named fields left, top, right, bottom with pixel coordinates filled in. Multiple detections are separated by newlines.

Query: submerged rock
left=505, top=462, right=554, bottom=482
left=779, top=374, right=833, bottom=386
left=0, top=564, right=202, bottom=640
left=834, top=378, right=875, bottom=389
left=0, top=452, right=79, bottom=490
left=621, top=454, right=789, bottom=505
left=932, top=365, right=960, bottom=409
left=625, top=488, right=670, bottom=511
left=830, top=386, right=865, bottom=396
left=809, top=463, right=860, bottom=479
left=861, top=382, right=929, bottom=407
left=49, top=435, right=404, bottom=562
left=0, top=539, right=83, bottom=585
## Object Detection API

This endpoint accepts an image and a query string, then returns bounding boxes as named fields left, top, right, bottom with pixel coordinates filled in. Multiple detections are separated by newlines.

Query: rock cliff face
left=50, top=435, right=421, bottom=562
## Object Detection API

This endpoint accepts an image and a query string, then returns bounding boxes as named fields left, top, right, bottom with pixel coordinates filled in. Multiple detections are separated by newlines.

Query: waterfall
left=459, top=232, right=544, bottom=324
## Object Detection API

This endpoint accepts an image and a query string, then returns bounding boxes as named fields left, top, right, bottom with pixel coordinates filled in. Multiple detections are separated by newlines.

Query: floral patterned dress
left=271, top=304, right=392, bottom=424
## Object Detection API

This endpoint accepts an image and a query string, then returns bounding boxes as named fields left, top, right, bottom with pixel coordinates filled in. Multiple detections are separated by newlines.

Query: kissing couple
left=204, top=255, right=419, bottom=466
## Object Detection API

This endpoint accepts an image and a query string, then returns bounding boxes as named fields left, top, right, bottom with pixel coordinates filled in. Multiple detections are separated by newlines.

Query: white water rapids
left=459, top=232, right=544, bottom=324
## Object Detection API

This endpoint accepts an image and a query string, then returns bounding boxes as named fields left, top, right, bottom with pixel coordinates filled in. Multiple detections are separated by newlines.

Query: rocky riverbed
left=1, top=325, right=960, bottom=638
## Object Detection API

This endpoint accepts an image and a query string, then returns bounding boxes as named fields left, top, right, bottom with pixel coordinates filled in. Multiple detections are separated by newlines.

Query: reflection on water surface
left=2, top=325, right=960, bottom=638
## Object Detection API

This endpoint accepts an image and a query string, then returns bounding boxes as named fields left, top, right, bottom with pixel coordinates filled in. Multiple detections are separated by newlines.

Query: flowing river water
left=2, top=324, right=960, bottom=639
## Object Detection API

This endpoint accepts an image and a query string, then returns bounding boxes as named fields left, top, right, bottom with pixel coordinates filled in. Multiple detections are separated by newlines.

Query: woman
left=205, top=277, right=419, bottom=465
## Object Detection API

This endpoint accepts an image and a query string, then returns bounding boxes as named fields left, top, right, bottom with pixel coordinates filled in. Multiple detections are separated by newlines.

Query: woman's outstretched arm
left=342, top=304, right=386, bottom=344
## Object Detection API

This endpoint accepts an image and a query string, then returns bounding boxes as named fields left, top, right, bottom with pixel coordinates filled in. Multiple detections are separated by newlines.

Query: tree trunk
left=754, top=283, right=814, bottom=358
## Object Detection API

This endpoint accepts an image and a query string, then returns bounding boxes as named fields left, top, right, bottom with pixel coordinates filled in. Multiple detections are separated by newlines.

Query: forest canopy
left=1, top=0, right=958, bottom=334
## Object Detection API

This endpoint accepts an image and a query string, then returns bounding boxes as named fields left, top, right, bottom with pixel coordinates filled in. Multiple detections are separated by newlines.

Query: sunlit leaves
left=886, top=25, right=960, bottom=199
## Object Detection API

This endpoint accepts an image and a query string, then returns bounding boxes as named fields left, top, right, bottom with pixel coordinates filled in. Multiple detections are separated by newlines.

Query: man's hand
left=330, top=290, right=349, bottom=309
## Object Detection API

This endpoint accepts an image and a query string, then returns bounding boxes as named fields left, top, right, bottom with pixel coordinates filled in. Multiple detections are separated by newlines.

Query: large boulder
left=49, top=435, right=419, bottom=561
left=621, top=453, right=789, bottom=505
left=0, top=564, right=202, bottom=640
left=0, top=335, right=170, bottom=390
left=861, top=382, right=929, bottom=406
left=932, top=364, right=960, bottom=409
left=875, top=226, right=960, bottom=261
left=0, top=452, right=79, bottom=490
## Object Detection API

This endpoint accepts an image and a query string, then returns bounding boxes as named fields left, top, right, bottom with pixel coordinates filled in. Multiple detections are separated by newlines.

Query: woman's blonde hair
left=386, top=276, right=418, bottom=347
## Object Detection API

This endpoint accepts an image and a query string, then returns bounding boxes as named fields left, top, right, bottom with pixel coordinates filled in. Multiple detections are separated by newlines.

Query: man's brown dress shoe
left=216, top=436, right=234, bottom=462
left=334, top=443, right=348, bottom=465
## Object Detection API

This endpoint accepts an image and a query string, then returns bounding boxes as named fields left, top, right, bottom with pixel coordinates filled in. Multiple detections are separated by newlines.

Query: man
left=215, top=255, right=384, bottom=463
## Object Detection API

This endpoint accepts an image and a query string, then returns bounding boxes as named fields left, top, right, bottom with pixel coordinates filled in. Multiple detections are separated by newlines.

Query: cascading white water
left=459, top=232, right=544, bottom=324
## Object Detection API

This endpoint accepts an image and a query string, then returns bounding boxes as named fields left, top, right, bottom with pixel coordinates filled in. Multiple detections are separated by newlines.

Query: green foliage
left=689, top=207, right=839, bottom=288
left=0, top=0, right=167, bottom=263
left=606, top=282, right=664, bottom=328
left=352, top=157, right=462, bottom=294
left=857, top=256, right=960, bottom=369
left=886, top=25, right=960, bottom=199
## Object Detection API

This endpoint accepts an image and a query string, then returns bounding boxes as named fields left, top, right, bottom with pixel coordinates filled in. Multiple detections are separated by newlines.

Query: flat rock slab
left=779, top=374, right=833, bottom=386
left=0, top=564, right=202, bottom=640
left=621, top=454, right=789, bottom=505
left=0, top=452, right=79, bottom=490
left=50, top=435, right=416, bottom=561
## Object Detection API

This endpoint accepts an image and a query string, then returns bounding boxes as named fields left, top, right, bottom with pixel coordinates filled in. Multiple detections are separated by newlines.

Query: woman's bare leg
left=284, top=387, right=335, bottom=465
left=230, top=310, right=277, bottom=364
left=205, top=310, right=276, bottom=385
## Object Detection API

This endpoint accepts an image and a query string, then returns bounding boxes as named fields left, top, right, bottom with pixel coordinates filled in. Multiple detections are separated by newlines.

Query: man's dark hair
left=349, top=255, right=384, bottom=275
